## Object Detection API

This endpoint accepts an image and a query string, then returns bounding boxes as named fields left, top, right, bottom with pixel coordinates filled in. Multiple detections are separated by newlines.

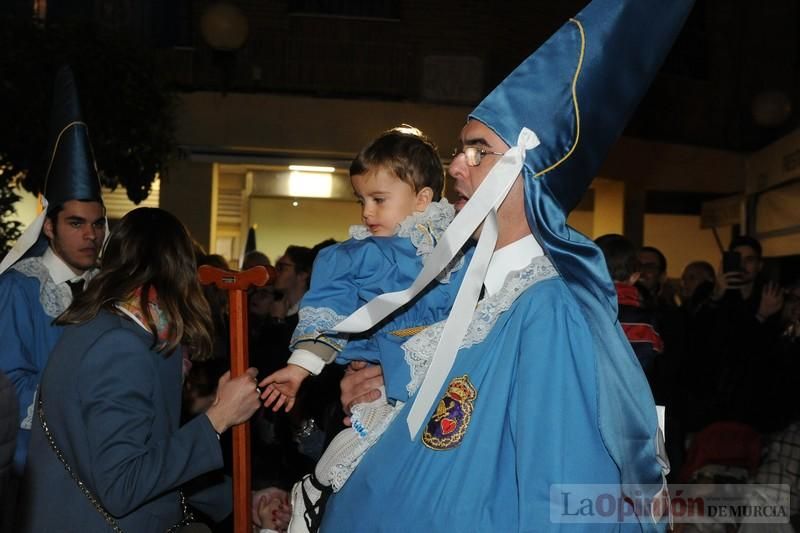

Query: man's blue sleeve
left=0, top=276, right=40, bottom=432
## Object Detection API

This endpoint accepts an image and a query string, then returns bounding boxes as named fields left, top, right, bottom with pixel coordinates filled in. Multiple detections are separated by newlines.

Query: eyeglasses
left=275, top=261, right=295, bottom=273
left=451, top=145, right=505, bottom=167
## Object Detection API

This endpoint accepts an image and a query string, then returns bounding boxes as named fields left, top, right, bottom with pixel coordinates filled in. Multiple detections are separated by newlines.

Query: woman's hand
left=205, top=368, right=261, bottom=434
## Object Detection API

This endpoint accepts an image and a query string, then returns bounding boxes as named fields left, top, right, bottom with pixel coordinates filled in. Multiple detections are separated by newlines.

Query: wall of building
left=644, top=215, right=734, bottom=279
left=160, top=159, right=215, bottom=251
left=602, top=136, right=745, bottom=193
left=175, top=91, right=472, bottom=158
left=249, top=197, right=361, bottom=262
left=745, top=128, right=800, bottom=257
left=159, top=91, right=749, bottom=269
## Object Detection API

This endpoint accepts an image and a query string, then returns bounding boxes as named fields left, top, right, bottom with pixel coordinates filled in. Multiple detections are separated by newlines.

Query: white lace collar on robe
left=484, top=234, right=544, bottom=296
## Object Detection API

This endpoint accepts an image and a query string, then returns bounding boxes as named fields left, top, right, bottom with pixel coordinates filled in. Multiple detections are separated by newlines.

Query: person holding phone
left=712, top=236, right=783, bottom=323
left=694, top=235, right=788, bottom=431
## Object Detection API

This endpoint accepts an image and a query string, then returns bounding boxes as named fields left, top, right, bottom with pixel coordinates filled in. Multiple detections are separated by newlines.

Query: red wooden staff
left=198, top=264, right=273, bottom=533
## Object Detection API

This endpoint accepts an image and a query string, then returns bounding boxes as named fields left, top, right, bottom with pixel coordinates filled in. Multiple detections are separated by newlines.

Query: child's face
left=352, top=167, right=432, bottom=236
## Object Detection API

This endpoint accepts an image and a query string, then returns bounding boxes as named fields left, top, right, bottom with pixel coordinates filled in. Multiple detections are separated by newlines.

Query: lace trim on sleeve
left=290, top=306, right=350, bottom=352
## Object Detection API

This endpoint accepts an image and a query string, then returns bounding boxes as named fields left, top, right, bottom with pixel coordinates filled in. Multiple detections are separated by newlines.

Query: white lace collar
left=348, top=199, right=454, bottom=253
left=347, top=199, right=463, bottom=283
left=12, top=250, right=97, bottom=318
left=12, top=255, right=72, bottom=318
left=484, top=234, right=544, bottom=296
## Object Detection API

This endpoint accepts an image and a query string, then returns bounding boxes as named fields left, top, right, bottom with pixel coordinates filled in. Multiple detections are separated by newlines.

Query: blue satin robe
left=0, top=266, right=64, bottom=473
left=322, top=273, right=643, bottom=532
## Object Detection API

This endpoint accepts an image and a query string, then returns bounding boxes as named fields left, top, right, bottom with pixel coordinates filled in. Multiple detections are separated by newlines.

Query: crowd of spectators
left=4, top=227, right=798, bottom=531
left=596, top=233, right=800, bottom=524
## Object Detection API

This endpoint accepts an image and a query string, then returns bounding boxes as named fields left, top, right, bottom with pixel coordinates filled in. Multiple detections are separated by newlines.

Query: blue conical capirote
left=245, top=227, right=257, bottom=254
left=42, top=66, right=102, bottom=212
left=470, top=0, right=694, bottom=529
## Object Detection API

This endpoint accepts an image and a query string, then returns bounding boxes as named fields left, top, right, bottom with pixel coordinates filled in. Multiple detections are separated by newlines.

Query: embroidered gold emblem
left=422, top=375, right=477, bottom=450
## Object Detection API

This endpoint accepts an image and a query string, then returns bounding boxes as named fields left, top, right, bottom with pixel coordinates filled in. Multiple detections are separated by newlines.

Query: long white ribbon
left=0, top=197, right=49, bottom=275
left=405, top=207, right=498, bottom=437
left=331, top=127, right=540, bottom=439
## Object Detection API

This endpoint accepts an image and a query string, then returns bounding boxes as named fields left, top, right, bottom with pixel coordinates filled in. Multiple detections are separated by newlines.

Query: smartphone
left=722, top=251, right=742, bottom=273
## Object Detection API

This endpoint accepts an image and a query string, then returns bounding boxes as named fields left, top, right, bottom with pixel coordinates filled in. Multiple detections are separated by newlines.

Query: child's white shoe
left=287, top=474, right=330, bottom=533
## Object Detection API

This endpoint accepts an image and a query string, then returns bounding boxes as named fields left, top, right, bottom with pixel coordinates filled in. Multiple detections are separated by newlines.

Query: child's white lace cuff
left=288, top=348, right=326, bottom=376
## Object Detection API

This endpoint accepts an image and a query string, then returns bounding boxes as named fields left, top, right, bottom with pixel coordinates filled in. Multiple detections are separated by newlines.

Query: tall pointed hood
left=470, top=0, right=692, bottom=214
left=42, top=65, right=103, bottom=211
left=468, top=0, right=694, bottom=526
left=0, top=66, right=104, bottom=273
left=244, top=226, right=257, bottom=255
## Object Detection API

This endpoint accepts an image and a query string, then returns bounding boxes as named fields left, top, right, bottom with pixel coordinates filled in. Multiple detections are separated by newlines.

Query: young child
left=595, top=233, right=663, bottom=376
left=259, top=126, right=469, bottom=532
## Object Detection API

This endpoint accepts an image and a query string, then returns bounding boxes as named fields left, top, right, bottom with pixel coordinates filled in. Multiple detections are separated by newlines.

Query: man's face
left=732, top=244, right=762, bottom=284
left=248, top=287, right=276, bottom=318
left=273, top=253, right=308, bottom=295
left=449, top=120, right=510, bottom=214
left=449, top=120, right=527, bottom=242
left=43, top=199, right=105, bottom=274
left=781, top=285, right=800, bottom=327
left=638, top=250, right=665, bottom=293
left=680, top=264, right=713, bottom=302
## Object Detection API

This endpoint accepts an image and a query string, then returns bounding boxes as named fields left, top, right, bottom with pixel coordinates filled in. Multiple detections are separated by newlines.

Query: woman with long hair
left=20, top=208, right=270, bottom=531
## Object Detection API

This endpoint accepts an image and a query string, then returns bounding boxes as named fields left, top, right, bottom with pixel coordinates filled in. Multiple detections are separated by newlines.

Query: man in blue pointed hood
left=324, top=0, right=693, bottom=531
left=0, top=66, right=105, bottom=477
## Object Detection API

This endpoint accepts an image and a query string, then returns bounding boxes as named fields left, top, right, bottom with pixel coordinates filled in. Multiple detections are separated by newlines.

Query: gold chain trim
left=389, top=325, right=429, bottom=337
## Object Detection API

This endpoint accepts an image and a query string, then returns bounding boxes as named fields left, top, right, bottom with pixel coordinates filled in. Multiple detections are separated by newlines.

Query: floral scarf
left=115, top=286, right=192, bottom=378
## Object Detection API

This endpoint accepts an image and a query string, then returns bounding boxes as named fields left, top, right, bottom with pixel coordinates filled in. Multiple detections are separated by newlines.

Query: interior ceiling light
left=288, top=165, right=335, bottom=173
left=288, top=171, right=333, bottom=198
